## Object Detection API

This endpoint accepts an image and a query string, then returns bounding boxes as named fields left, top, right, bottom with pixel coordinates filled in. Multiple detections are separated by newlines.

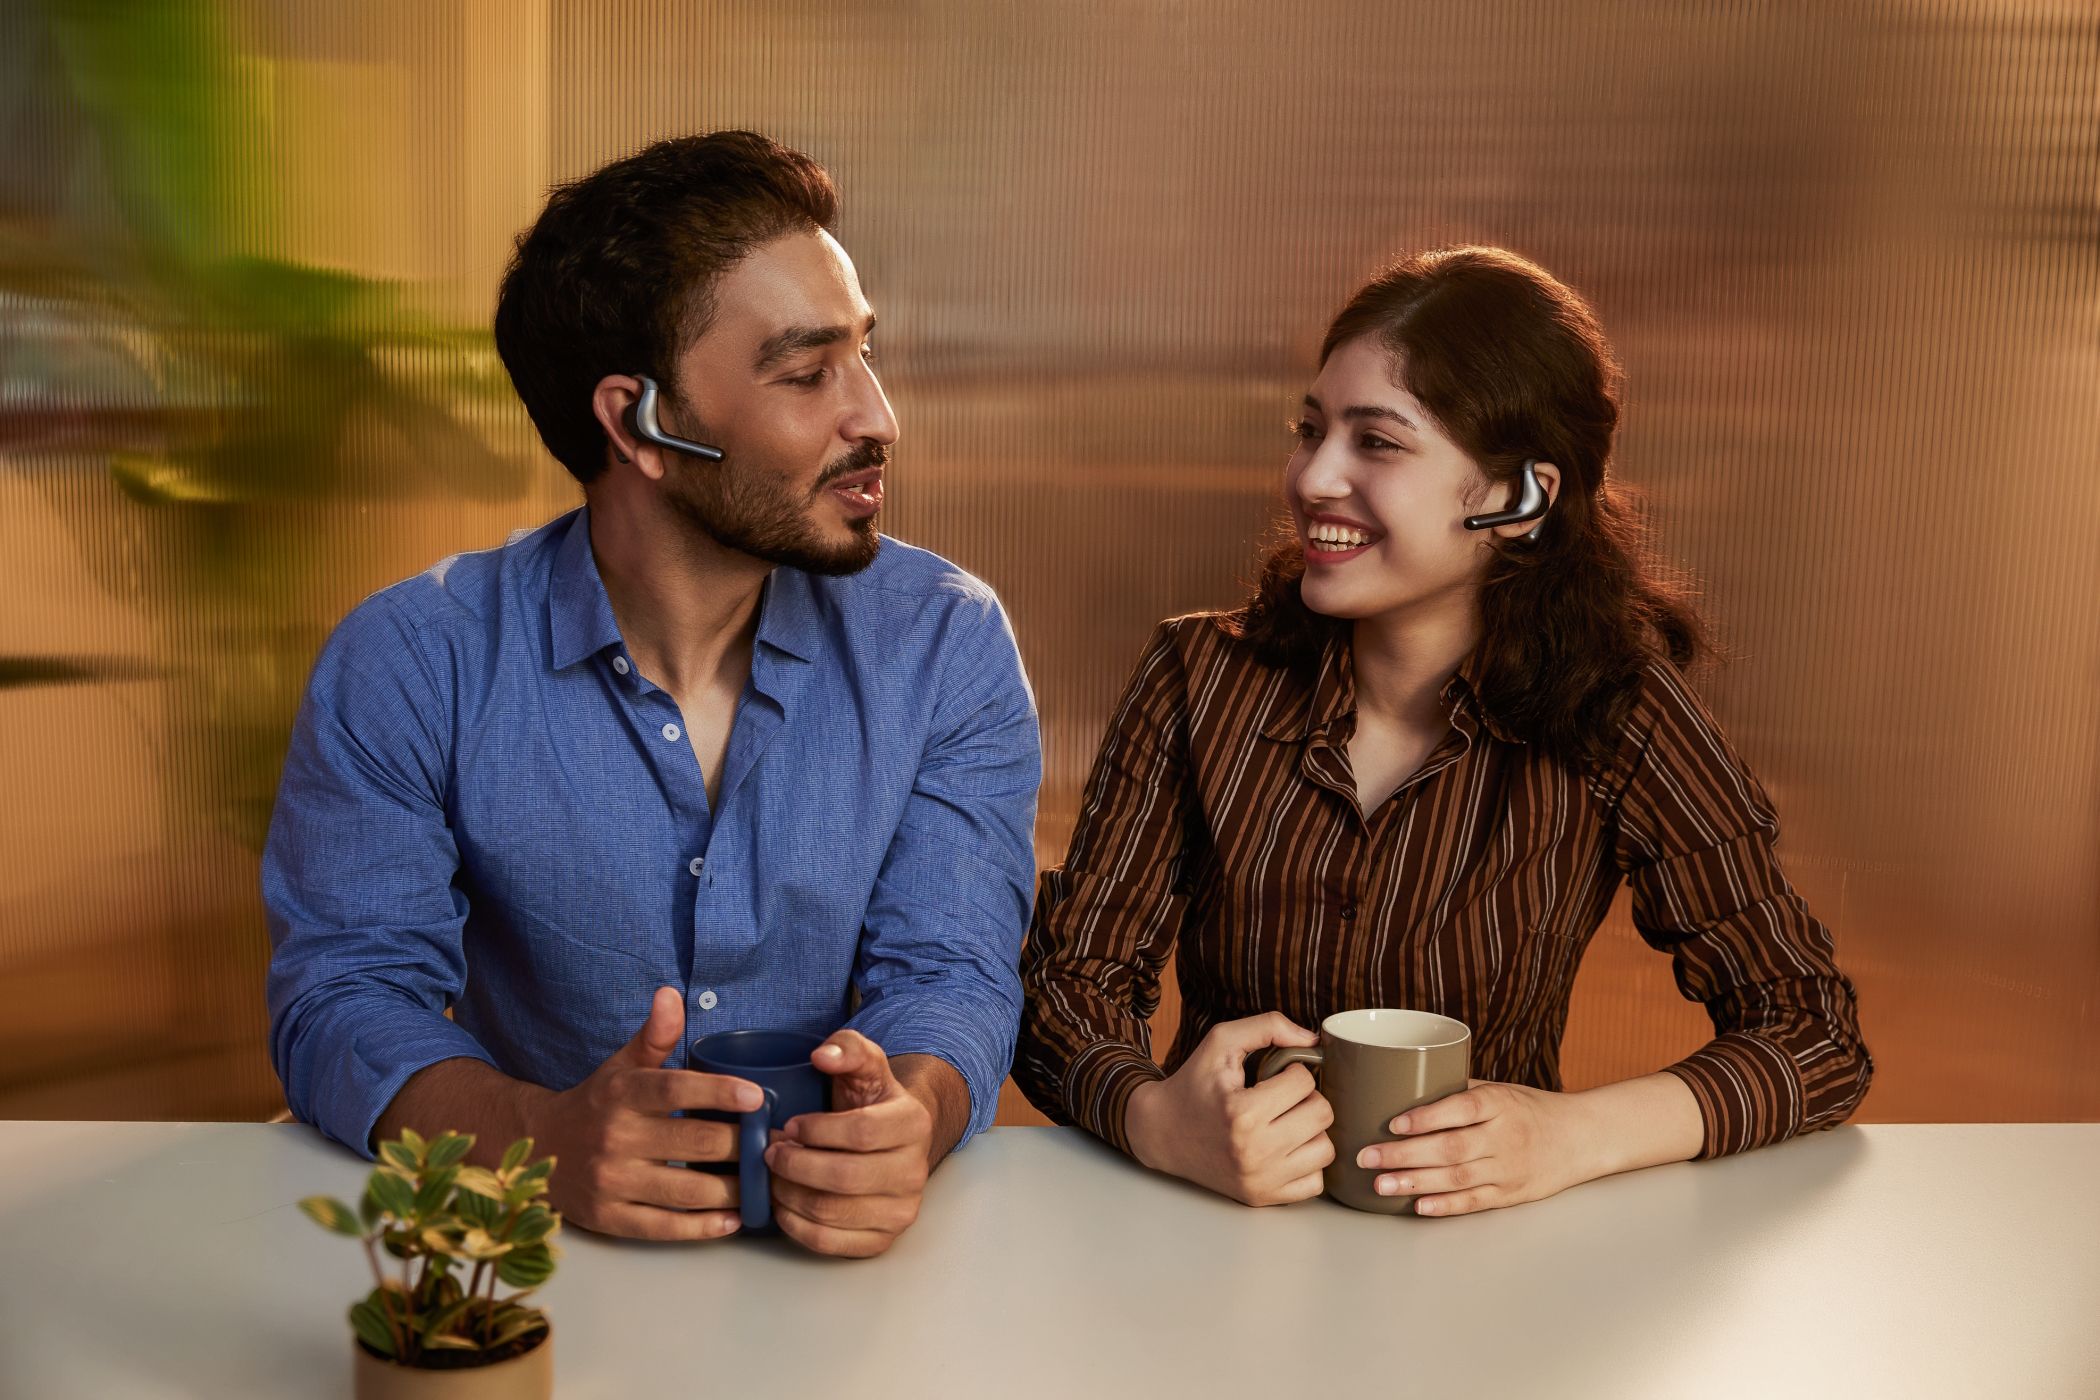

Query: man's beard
left=663, top=438, right=887, bottom=577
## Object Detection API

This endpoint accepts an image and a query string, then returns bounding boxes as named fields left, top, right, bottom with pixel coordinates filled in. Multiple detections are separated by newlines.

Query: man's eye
left=861, top=342, right=877, bottom=362
left=785, top=368, right=827, bottom=387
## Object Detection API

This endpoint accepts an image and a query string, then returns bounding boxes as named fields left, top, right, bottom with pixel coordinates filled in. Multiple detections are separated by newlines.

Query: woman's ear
left=1488, top=460, right=1560, bottom=540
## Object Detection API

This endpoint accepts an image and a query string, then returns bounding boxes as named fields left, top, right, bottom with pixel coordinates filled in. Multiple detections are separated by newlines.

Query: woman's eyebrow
left=1338, top=403, right=1417, bottom=431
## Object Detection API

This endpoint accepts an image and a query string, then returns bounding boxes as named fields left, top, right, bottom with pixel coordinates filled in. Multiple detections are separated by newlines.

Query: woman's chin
left=1298, top=582, right=1370, bottom=621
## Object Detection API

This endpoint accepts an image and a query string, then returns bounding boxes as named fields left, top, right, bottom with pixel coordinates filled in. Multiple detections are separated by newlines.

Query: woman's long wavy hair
left=1231, top=245, right=1710, bottom=769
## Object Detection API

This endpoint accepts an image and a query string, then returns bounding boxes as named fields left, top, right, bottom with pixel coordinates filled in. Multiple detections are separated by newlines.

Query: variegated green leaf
left=509, top=1205, right=557, bottom=1246
left=498, top=1138, right=533, bottom=1173
left=460, top=1227, right=514, bottom=1261
left=455, top=1189, right=501, bottom=1228
left=413, top=1168, right=458, bottom=1215
left=427, top=1132, right=474, bottom=1169
left=378, top=1140, right=420, bottom=1174
left=366, top=1170, right=415, bottom=1220
left=297, top=1196, right=363, bottom=1236
left=349, top=1299, right=398, bottom=1358
left=495, top=1243, right=554, bottom=1289
left=452, top=1166, right=505, bottom=1201
left=486, top=1310, right=549, bottom=1351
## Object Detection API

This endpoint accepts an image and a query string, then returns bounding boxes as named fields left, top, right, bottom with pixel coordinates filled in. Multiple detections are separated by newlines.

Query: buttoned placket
left=604, top=646, right=721, bottom=1029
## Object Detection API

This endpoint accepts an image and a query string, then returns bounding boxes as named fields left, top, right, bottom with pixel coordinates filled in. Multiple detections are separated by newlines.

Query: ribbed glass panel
left=2, top=1, right=2092, bottom=1127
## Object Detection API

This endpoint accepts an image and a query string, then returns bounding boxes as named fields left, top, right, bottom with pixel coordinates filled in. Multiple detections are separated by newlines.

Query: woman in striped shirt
left=1014, top=246, right=1872, bottom=1216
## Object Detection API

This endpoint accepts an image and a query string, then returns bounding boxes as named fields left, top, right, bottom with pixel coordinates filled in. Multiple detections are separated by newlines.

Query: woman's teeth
left=1308, top=524, right=1374, bottom=549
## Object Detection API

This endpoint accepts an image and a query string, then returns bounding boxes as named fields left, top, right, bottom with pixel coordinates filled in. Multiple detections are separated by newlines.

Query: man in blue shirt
left=264, top=131, right=1040, bottom=1258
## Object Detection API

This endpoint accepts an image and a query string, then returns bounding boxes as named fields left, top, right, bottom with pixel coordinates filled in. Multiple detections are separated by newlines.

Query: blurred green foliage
left=5, top=0, right=531, bottom=847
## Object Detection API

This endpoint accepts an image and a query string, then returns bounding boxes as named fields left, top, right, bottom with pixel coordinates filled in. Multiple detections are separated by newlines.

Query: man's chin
left=774, top=519, right=880, bottom=577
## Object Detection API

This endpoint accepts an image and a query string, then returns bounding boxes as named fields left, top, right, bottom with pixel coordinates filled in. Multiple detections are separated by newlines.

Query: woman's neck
left=1348, top=594, right=1483, bottom=730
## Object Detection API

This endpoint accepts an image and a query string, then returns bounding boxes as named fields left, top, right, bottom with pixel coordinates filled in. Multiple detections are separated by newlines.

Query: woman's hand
left=1355, top=1079, right=1597, bottom=1217
left=1123, top=1013, right=1335, bottom=1207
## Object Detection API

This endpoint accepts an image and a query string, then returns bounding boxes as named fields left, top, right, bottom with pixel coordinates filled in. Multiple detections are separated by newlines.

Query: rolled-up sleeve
left=263, top=592, right=495, bottom=1158
left=847, top=585, right=1040, bottom=1147
left=1015, top=622, right=1198, bottom=1156
left=1611, top=662, right=1874, bottom=1159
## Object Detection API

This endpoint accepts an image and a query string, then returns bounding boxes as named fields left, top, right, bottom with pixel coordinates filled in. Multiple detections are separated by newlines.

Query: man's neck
left=1348, top=589, right=1483, bottom=730
left=586, top=495, right=769, bottom=700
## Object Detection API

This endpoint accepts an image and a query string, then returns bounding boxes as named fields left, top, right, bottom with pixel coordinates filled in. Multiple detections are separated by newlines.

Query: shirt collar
left=1256, top=632, right=1522, bottom=746
left=548, top=507, right=624, bottom=671
left=546, top=506, right=825, bottom=672
left=1442, top=647, right=1522, bottom=744
left=751, top=565, right=820, bottom=664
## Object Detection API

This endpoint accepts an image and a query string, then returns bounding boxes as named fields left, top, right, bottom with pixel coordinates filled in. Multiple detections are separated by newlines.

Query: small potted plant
left=301, top=1129, right=561, bottom=1399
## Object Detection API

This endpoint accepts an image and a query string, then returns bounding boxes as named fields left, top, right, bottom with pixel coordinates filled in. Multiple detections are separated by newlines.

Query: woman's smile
left=1303, top=511, right=1384, bottom=564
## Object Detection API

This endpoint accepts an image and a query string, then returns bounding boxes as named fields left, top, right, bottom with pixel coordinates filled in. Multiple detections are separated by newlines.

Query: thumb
left=1205, top=1012, right=1318, bottom=1066
left=810, top=1029, right=895, bottom=1110
left=615, top=986, right=684, bottom=1069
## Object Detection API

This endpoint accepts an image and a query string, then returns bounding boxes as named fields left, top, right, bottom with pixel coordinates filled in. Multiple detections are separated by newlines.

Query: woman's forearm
left=1566, top=1071, right=1706, bottom=1180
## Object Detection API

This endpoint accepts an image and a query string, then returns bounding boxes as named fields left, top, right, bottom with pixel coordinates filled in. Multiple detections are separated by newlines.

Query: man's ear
left=590, top=374, right=659, bottom=479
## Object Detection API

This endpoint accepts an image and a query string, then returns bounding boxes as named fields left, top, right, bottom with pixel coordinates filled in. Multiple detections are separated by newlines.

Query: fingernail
left=740, top=1086, right=763, bottom=1110
left=763, top=1143, right=778, bottom=1165
left=818, top=1044, right=844, bottom=1060
left=717, top=1217, right=741, bottom=1236
left=1356, top=1147, right=1377, bottom=1169
left=1376, top=1175, right=1398, bottom=1196
left=1391, top=1115, right=1411, bottom=1134
left=1416, top=1200, right=1440, bottom=1216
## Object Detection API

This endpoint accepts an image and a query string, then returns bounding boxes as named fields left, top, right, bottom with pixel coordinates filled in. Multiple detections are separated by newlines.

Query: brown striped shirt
left=1015, top=615, right=1872, bottom=1161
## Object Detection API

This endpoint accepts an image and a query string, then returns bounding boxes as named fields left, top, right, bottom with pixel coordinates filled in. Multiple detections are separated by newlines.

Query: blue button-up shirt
left=264, top=507, right=1039, bottom=1158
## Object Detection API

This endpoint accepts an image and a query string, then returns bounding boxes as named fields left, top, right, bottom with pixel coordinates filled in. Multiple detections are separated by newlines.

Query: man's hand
left=1122, top=1013, right=1335, bottom=1207
left=762, top=1030, right=936, bottom=1258
left=525, top=985, right=764, bottom=1241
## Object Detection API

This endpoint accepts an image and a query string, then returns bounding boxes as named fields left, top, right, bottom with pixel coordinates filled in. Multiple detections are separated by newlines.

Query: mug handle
left=737, top=1087, right=778, bottom=1231
left=1247, top=1045, right=1324, bottom=1089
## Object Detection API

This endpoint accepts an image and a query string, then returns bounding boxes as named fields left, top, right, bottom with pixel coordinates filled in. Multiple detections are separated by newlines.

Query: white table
left=1, top=1121, right=2094, bottom=1398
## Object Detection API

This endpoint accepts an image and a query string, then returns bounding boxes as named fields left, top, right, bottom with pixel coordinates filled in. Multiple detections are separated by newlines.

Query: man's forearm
left=373, top=1057, right=554, bottom=1167
left=892, top=1053, right=973, bottom=1169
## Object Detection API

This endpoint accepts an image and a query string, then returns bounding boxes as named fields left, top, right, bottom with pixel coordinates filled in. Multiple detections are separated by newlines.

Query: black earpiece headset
left=1462, top=457, right=1550, bottom=542
left=622, top=375, right=725, bottom=462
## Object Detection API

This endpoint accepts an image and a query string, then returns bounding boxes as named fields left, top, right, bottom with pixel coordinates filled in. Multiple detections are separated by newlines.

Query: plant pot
left=352, top=1328, right=553, bottom=1400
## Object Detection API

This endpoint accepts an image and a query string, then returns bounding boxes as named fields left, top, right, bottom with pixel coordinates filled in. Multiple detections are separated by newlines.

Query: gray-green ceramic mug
left=1250, top=1008, right=1471, bottom=1215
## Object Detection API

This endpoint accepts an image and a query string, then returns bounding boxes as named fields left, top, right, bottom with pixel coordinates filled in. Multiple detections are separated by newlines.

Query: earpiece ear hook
left=623, top=375, right=726, bottom=462
left=1462, top=457, right=1549, bottom=542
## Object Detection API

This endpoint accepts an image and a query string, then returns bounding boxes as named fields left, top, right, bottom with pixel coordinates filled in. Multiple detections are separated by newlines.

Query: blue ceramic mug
left=688, top=1029, right=830, bottom=1233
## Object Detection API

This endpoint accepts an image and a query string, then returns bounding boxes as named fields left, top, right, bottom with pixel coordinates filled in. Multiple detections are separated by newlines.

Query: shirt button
left=698, top=989, right=719, bottom=1011
left=688, top=856, right=705, bottom=877
left=1340, top=903, right=1358, bottom=921
left=661, top=722, right=681, bottom=742
left=612, top=656, right=630, bottom=676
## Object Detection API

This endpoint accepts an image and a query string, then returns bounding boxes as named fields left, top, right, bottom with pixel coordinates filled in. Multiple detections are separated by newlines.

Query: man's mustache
left=813, top=440, right=890, bottom=492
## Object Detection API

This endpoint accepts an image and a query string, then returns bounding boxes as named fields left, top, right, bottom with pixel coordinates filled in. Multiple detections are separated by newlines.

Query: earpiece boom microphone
left=624, top=375, right=726, bottom=461
left=1463, top=457, right=1549, bottom=541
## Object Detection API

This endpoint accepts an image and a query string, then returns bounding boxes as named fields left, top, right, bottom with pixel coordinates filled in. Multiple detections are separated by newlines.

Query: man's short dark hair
left=494, top=131, right=838, bottom=484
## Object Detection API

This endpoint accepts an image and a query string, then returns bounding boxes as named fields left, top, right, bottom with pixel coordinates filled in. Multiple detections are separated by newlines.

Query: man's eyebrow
left=1301, top=395, right=1419, bottom=431
left=752, top=313, right=878, bottom=374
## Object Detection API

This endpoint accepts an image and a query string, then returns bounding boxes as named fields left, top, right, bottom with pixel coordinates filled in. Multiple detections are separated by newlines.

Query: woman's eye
left=1360, top=434, right=1402, bottom=453
left=1289, top=418, right=1322, bottom=442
